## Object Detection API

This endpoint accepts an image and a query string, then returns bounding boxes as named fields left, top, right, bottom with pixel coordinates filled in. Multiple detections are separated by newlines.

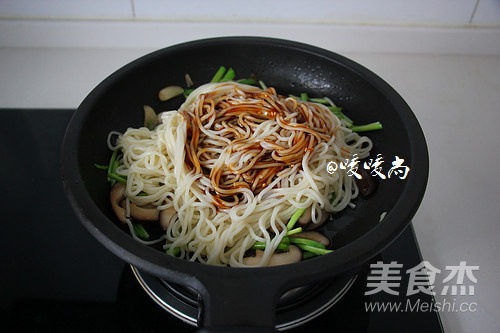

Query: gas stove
left=1, top=109, right=444, bottom=332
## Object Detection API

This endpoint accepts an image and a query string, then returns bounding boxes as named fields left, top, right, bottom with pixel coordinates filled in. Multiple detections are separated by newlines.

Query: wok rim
left=61, top=36, right=428, bottom=295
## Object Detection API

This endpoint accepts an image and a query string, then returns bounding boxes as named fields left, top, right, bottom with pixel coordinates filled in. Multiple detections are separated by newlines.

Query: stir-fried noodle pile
left=110, top=82, right=372, bottom=266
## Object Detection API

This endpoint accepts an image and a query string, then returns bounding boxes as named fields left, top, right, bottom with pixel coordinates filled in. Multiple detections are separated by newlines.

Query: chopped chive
left=302, top=251, right=318, bottom=259
left=94, top=163, right=108, bottom=170
left=166, top=246, right=181, bottom=256
left=133, top=223, right=149, bottom=239
left=258, top=80, right=268, bottom=90
left=107, top=173, right=127, bottom=184
left=309, top=97, right=330, bottom=104
left=108, top=149, right=118, bottom=172
left=331, top=192, right=337, bottom=204
left=112, top=159, right=119, bottom=172
left=286, top=208, right=307, bottom=230
left=329, top=106, right=354, bottom=126
left=107, top=150, right=119, bottom=186
left=323, top=97, right=354, bottom=126
left=295, top=244, right=333, bottom=255
left=328, top=106, right=343, bottom=118
left=183, top=88, right=194, bottom=98
left=221, top=67, right=235, bottom=81
left=289, top=237, right=326, bottom=249
left=277, top=242, right=290, bottom=251
left=210, top=66, right=227, bottom=83
left=251, top=241, right=289, bottom=251
left=285, top=227, right=303, bottom=236
left=300, top=92, right=309, bottom=101
left=107, top=156, right=127, bottom=184
left=95, top=155, right=126, bottom=185
left=236, top=78, right=257, bottom=85
left=349, top=121, right=383, bottom=132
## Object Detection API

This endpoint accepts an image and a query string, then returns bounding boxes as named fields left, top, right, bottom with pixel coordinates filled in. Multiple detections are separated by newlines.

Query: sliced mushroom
left=158, top=85, right=184, bottom=102
left=185, top=73, right=194, bottom=87
left=160, top=206, right=177, bottom=230
left=355, top=167, right=378, bottom=197
left=243, top=245, right=302, bottom=267
left=110, top=182, right=127, bottom=223
left=308, top=212, right=329, bottom=230
left=242, top=250, right=265, bottom=266
left=267, top=245, right=302, bottom=266
left=297, top=206, right=312, bottom=227
left=297, top=206, right=330, bottom=230
left=289, top=231, right=331, bottom=247
left=143, top=105, right=159, bottom=130
left=267, top=223, right=285, bottom=234
left=120, top=201, right=159, bottom=221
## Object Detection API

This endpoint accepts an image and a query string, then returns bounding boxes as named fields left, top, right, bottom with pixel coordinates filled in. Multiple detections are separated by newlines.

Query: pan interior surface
left=62, top=36, right=428, bottom=290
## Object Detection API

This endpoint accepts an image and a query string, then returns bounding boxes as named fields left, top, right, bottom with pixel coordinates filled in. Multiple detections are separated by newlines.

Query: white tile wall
left=133, top=0, right=479, bottom=26
left=0, top=0, right=498, bottom=27
left=0, top=0, right=133, bottom=20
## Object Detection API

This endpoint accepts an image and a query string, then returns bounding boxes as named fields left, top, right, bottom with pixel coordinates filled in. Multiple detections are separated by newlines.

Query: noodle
left=111, top=82, right=372, bottom=267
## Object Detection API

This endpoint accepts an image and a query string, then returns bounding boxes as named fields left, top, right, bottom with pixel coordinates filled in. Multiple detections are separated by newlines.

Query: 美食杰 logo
left=363, top=261, right=479, bottom=313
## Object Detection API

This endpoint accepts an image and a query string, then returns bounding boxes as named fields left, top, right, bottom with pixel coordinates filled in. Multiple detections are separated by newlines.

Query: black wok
left=61, top=37, right=428, bottom=331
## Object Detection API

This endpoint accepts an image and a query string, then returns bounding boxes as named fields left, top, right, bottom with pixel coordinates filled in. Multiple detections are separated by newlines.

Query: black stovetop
left=0, top=109, right=444, bottom=332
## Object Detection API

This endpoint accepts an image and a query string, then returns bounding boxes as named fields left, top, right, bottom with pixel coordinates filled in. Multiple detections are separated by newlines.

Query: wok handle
left=196, top=272, right=283, bottom=332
